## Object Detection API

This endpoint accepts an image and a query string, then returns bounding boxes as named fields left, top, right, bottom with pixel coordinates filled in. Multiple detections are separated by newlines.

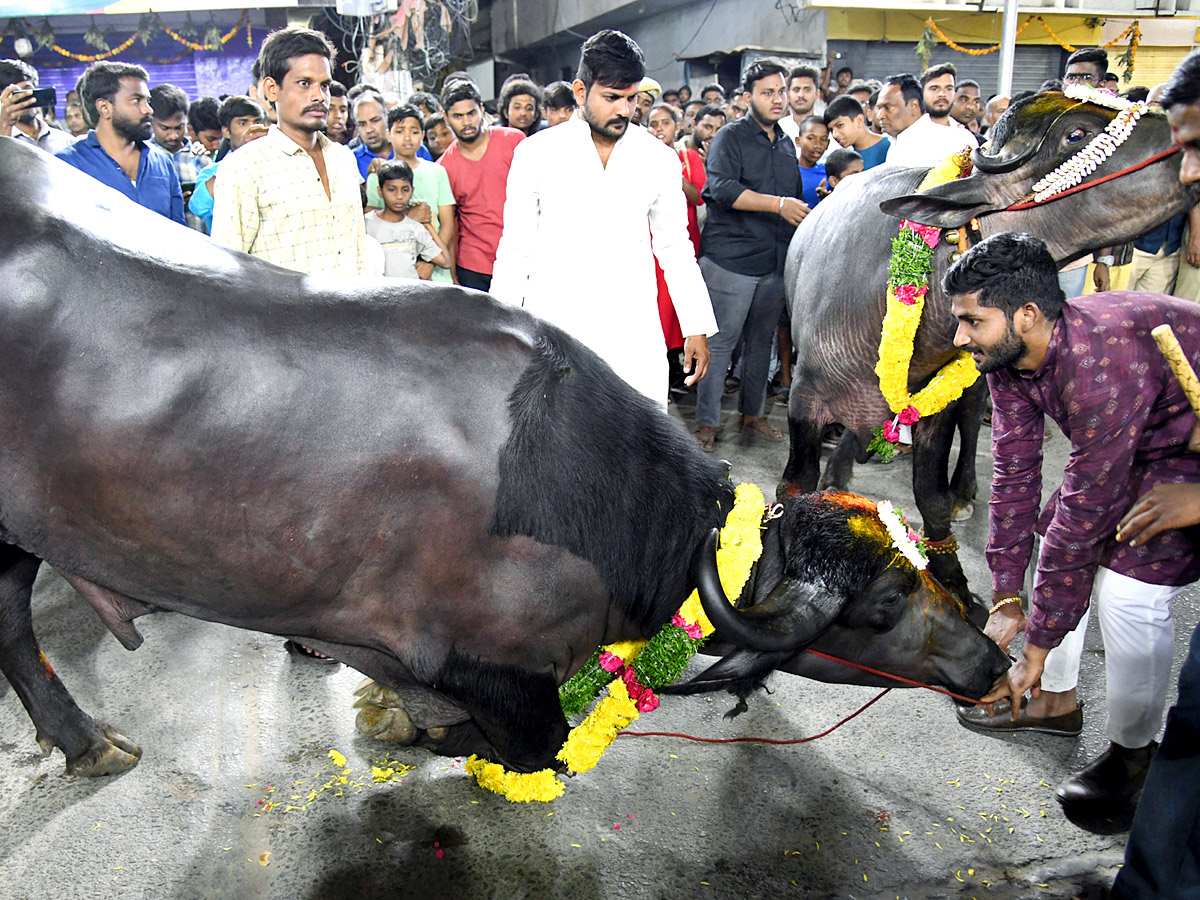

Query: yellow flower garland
left=874, top=150, right=980, bottom=420
left=467, top=482, right=767, bottom=802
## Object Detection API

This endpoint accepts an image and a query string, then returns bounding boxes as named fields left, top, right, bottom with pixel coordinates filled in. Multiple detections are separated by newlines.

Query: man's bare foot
left=693, top=426, right=717, bottom=452
left=738, top=415, right=784, bottom=441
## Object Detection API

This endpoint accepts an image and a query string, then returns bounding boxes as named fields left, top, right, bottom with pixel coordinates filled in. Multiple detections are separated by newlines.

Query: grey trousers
left=694, top=256, right=785, bottom=428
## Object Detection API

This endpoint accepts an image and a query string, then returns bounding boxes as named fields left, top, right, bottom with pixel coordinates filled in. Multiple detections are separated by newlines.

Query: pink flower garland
left=597, top=650, right=659, bottom=712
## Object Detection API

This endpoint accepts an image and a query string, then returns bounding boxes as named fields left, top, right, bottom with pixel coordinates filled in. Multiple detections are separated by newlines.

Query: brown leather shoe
left=1055, top=741, right=1157, bottom=810
left=956, top=696, right=1083, bottom=737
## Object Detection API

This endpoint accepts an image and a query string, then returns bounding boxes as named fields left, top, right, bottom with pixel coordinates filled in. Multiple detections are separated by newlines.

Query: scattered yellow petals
left=328, top=750, right=347, bottom=767
left=258, top=852, right=270, bottom=867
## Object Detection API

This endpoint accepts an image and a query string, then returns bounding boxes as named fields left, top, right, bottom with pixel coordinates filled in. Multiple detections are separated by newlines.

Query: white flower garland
left=876, top=501, right=928, bottom=571
left=1030, top=92, right=1148, bottom=203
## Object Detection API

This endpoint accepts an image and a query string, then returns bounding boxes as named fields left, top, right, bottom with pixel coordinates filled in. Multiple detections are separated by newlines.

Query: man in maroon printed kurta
left=945, top=232, right=1200, bottom=812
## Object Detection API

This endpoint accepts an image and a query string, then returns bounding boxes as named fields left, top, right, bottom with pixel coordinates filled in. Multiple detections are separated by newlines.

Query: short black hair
left=257, top=26, right=336, bottom=86
left=0, top=58, right=37, bottom=92
left=885, top=73, right=924, bottom=111
left=406, top=90, right=441, bottom=114
left=441, top=77, right=482, bottom=111
left=377, top=159, right=414, bottom=187
left=920, top=62, right=957, bottom=87
left=1162, top=50, right=1200, bottom=111
left=683, top=98, right=705, bottom=114
left=846, top=79, right=875, bottom=96
left=798, top=114, right=826, bottom=133
left=499, top=75, right=542, bottom=127
left=662, top=89, right=680, bottom=101
left=542, top=80, right=576, bottom=110
left=942, top=233, right=1065, bottom=320
left=576, top=29, right=645, bottom=90
left=217, top=95, right=267, bottom=129
left=835, top=66, right=854, bottom=79
left=187, top=95, right=220, bottom=133
left=250, top=58, right=261, bottom=84
left=387, top=103, right=424, bottom=130
left=825, top=147, right=863, bottom=180
left=149, top=83, right=189, bottom=120
left=1123, top=86, right=1149, bottom=103
left=700, top=82, right=725, bottom=100
left=741, top=59, right=789, bottom=95
left=789, top=64, right=821, bottom=87
left=824, top=94, right=865, bottom=125
left=957, top=79, right=980, bottom=92
left=648, top=101, right=679, bottom=124
left=1066, top=47, right=1109, bottom=77
left=1038, top=78, right=1064, bottom=94
left=424, top=111, right=446, bottom=133
left=329, top=80, right=347, bottom=98
left=77, top=61, right=149, bottom=127
left=695, top=104, right=726, bottom=123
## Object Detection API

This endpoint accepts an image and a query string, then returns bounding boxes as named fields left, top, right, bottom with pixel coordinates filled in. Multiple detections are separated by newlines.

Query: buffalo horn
left=692, top=528, right=846, bottom=652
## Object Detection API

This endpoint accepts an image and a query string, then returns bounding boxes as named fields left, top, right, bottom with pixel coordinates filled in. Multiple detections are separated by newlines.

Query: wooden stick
left=1152, top=324, right=1200, bottom=419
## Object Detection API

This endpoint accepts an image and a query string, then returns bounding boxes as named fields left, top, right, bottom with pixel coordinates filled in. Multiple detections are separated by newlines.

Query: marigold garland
left=868, top=148, right=980, bottom=461
left=468, top=482, right=767, bottom=802
left=923, top=16, right=1140, bottom=76
left=11, top=11, right=251, bottom=62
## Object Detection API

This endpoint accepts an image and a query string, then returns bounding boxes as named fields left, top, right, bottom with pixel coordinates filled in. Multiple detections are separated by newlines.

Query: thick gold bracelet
left=988, top=596, right=1022, bottom=616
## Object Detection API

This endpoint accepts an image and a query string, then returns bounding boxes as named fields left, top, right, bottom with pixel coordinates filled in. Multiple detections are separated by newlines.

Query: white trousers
left=1040, top=566, right=1180, bottom=748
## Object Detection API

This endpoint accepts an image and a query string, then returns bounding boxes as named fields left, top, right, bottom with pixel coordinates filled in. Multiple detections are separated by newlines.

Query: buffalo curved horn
left=692, top=529, right=846, bottom=652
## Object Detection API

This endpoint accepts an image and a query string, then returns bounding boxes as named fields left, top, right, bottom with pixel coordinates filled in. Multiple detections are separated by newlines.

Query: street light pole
left=998, top=0, right=1019, bottom=96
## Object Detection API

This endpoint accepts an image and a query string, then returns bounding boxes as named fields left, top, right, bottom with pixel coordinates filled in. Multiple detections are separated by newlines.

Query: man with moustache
left=691, top=59, right=806, bottom=451
left=56, top=61, right=184, bottom=224
left=211, top=27, right=368, bottom=277
left=490, top=29, right=715, bottom=405
left=0, top=58, right=75, bottom=155
left=437, top=76, right=524, bottom=292
left=686, top=104, right=725, bottom=160
left=882, top=70, right=975, bottom=167
left=778, top=64, right=821, bottom=144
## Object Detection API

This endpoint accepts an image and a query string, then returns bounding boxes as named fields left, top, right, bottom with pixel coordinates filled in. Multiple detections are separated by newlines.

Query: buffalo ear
left=879, top=174, right=1001, bottom=228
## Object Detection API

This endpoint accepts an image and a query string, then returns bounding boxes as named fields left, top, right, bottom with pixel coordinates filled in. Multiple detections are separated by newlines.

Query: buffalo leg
left=818, top=429, right=862, bottom=491
left=949, top=379, right=986, bottom=521
left=779, top=412, right=824, bottom=497
left=911, top=412, right=974, bottom=607
left=0, top=544, right=141, bottom=775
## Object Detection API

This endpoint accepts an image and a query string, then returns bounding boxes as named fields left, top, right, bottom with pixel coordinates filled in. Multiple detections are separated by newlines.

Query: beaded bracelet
left=988, top=596, right=1022, bottom=616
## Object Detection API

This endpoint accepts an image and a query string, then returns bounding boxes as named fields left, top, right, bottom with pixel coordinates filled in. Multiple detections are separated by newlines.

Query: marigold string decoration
left=868, top=148, right=980, bottom=462
left=467, top=482, right=768, bottom=802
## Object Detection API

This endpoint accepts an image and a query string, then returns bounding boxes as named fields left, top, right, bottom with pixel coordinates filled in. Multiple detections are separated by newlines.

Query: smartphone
left=18, top=86, right=56, bottom=108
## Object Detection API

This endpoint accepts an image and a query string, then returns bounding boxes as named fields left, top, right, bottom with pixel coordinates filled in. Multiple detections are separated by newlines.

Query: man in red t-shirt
left=437, top=77, right=524, bottom=292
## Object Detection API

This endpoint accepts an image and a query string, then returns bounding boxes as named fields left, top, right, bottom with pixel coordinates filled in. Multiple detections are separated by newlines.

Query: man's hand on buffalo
left=983, top=591, right=1026, bottom=653
left=979, top=643, right=1049, bottom=721
left=682, top=334, right=710, bottom=386
left=1116, top=481, right=1200, bottom=548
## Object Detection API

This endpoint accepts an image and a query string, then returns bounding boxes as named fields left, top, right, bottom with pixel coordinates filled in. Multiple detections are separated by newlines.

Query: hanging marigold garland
left=867, top=148, right=980, bottom=462
left=467, top=481, right=769, bottom=802
left=3, top=11, right=251, bottom=62
left=924, top=16, right=1141, bottom=77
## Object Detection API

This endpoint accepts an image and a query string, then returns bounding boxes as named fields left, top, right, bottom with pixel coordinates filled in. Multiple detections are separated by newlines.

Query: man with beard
left=687, top=104, right=725, bottom=159
left=490, top=29, right=715, bottom=405
left=211, top=27, right=368, bottom=277
left=778, top=64, right=821, bottom=144
left=351, top=91, right=394, bottom=179
left=56, top=61, right=183, bottom=224
left=437, top=76, right=524, bottom=292
left=947, top=232, right=1200, bottom=815
left=883, top=70, right=975, bottom=166
left=691, top=59, right=805, bottom=451
left=0, top=59, right=75, bottom=155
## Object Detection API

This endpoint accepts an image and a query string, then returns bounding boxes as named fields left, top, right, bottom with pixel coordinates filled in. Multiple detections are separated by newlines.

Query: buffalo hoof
left=951, top=499, right=975, bottom=522
left=62, top=725, right=142, bottom=777
left=356, top=705, right=418, bottom=744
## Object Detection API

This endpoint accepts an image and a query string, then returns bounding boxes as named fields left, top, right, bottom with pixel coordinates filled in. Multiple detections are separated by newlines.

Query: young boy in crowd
left=365, top=161, right=452, bottom=279
left=824, top=147, right=863, bottom=191
left=423, top=112, right=454, bottom=161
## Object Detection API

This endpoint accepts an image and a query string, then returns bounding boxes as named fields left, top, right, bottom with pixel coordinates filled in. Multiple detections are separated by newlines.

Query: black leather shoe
left=956, top=696, right=1083, bottom=736
left=1054, top=741, right=1158, bottom=810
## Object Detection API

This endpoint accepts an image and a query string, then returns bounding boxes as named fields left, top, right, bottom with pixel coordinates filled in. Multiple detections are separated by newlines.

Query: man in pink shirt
left=437, top=77, right=523, bottom=292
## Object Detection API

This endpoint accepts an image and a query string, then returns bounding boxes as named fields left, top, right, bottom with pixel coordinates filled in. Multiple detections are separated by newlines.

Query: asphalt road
left=0, top=388, right=1194, bottom=900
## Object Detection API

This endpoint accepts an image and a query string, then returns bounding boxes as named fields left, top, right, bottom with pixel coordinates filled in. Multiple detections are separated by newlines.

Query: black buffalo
left=0, top=139, right=1008, bottom=777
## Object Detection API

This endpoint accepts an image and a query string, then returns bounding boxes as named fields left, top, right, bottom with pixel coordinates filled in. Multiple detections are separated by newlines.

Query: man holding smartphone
left=0, top=59, right=74, bottom=155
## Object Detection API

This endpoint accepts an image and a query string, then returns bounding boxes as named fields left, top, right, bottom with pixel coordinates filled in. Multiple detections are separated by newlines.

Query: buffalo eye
left=1065, top=127, right=1087, bottom=145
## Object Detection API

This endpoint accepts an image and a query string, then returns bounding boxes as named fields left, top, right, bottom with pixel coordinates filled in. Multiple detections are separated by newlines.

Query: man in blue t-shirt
left=823, top=94, right=890, bottom=170
left=56, top=60, right=183, bottom=224
left=796, top=115, right=828, bottom=207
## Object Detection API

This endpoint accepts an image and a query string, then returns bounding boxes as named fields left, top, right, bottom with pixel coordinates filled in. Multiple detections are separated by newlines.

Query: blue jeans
left=1058, top=265, right=1089, bottom=299
left=694, top=257, right=784, bottom=428
left=1113, top=622, right=1200, bottom=899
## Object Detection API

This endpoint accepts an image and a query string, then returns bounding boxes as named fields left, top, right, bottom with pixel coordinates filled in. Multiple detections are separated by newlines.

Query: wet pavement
left=1, top=385, right=1195, bottom=900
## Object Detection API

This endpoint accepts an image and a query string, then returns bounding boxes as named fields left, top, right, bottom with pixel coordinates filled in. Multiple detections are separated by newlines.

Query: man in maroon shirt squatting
left=947, top=232, right=1200, bottom=812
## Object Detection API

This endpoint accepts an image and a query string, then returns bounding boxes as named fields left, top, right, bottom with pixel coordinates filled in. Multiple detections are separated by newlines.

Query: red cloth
left=656, top=148, right=706, bottom=350
left=439, top=126, right=524, bottom=275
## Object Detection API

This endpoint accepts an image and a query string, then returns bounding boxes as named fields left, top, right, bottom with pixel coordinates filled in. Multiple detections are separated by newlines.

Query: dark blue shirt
left=56, top=130, right=184, bottom=224
left=1135, top=213, right=1186, bottom=257
left=858, top=136, right=891, bottom=170
left=700, top=114, right=800, bottom=276
left=353, top=141, right=432, bottom=178
left=799, top=163, right=826, bottom=209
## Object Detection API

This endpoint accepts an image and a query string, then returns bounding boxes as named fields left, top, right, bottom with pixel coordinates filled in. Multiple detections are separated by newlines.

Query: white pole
left=998, top=0, right=1019, bottom=97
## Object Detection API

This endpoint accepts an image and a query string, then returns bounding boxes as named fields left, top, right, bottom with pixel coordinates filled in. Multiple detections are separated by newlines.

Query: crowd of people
left=5, top=23, right=1200, bottom=897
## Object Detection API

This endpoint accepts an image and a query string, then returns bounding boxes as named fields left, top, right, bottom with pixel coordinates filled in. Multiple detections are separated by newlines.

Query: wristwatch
left=1095, top=255, right=1114, bottom=267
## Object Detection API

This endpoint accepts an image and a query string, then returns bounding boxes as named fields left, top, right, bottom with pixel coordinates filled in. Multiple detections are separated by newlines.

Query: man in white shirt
left=881, top=72, right=976, bottom=168
left=779, top=64, right=821, bottom=143
left=0, top=59, right=75, bottom=155
left=490, top=29, right=716, bottom=406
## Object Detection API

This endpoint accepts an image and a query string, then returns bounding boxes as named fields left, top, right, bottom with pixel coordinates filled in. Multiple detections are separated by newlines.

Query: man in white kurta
left=489, top=54, right=716, bottom=406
